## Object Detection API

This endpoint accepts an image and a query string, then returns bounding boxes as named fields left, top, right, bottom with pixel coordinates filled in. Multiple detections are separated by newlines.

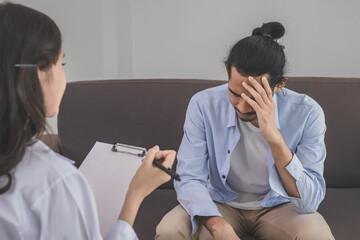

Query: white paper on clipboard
left=79, top=141, right=143, bottom=237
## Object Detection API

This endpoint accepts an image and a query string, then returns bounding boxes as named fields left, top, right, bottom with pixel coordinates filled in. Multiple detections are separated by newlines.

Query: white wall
left=3, top=0, right=360, bottom=131
left=7, top=0, right=133, bottom=81
left=7, top=0, right=360, bottom=80
left=132, top=0, right=360, bottom=79
left=5, top=0, right=133, bottom=131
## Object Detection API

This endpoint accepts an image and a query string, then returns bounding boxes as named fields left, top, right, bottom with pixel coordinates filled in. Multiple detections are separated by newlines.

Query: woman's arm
left=118, top=146, right=176, bottom=226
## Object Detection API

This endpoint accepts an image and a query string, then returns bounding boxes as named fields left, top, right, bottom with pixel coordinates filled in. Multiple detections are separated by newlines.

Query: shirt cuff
left=104, top=220, right=138, bottom=240
left=285, top=153, right=305, bottom=180
left=269, top=153, right=303, bottom=200
left=189, top=210, right=222, bottom=235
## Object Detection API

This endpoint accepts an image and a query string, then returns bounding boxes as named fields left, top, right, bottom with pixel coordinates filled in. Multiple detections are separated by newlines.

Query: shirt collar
left=227, top=96, right=237, bottom=128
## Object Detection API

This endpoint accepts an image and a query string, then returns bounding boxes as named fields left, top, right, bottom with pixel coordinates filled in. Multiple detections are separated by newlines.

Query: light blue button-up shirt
left=174, top=83, right=327, bottom=234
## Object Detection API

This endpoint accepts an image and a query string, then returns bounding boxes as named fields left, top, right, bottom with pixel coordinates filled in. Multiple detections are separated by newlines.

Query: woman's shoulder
left=9, top=140, right=81, bottom=201
left=0, top=140, right=98, bottom=239
left=22, top=140, right=77, bottom=178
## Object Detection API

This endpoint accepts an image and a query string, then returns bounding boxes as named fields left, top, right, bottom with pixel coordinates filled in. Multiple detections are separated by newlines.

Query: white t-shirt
left=0, top=140, right=137, bottom=240
left=226, top=118, right=271, bottom=210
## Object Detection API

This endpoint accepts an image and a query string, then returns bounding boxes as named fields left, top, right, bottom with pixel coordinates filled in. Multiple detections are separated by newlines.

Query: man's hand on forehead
left=240, top=75, right=280, bottom=143
left=241, top=76, right=273, bottom=106
left=244, top=75, right=269, bottom=89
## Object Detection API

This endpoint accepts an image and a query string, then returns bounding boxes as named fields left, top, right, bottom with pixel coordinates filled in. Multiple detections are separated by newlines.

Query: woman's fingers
left=143, top=145, right=160, bottom=165
left=155, top=150, right=176, bottom=168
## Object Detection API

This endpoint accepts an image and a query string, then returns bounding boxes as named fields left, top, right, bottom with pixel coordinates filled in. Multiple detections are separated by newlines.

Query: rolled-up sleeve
left=270, top=104, right=326, bottom=213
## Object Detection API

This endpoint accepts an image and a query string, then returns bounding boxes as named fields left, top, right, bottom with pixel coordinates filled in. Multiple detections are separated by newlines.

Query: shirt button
left=227, top=150, right=230, bottom=154
left=222, top=175, right=226, bottom=179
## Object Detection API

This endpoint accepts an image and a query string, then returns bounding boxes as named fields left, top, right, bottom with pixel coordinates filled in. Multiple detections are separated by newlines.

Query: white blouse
left=0, top=140, right=138, bottom=240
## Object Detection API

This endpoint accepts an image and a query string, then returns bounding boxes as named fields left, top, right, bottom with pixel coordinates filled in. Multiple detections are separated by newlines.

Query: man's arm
left=242, top=77, right=326, bottom=212
left=267, top=135, right=300, bottom=198
left=174, top=95, right=224, bottom=234
left=241, top=77, right=301, bottom=198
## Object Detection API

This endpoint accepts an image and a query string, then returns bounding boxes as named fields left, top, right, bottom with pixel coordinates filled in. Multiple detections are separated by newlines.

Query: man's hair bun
left=252, top=22, right=285, bottom=40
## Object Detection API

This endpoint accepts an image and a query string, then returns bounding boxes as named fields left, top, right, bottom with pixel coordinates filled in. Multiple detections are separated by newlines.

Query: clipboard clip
left=111, top=142, right=181, bottom=181
left=111, top=143, right=147, bottom=157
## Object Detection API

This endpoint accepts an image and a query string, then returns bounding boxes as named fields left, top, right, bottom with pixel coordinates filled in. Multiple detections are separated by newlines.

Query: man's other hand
left=197, top=216, right=240, bottom=240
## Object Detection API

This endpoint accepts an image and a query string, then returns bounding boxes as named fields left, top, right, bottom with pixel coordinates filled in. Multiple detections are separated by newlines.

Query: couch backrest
left=58, top=79, right=224, bottom=189
left=285, top=77, right=360, bottom=188
left=58, top=78, right=360, bottom=188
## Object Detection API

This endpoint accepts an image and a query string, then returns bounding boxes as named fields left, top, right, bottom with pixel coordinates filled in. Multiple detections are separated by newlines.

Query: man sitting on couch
left=156, top=22, right=334, bottom=239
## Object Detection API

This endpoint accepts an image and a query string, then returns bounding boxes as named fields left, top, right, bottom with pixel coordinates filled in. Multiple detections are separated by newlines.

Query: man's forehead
left=229, top=67, right=268, bottom=86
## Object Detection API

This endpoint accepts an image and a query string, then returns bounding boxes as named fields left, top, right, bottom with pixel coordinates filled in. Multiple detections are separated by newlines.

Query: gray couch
left=49, top=78, right=360, bottom=239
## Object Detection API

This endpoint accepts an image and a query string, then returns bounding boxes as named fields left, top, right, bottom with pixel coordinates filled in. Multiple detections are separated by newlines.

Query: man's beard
left=235, top=107, right=257, bottom=122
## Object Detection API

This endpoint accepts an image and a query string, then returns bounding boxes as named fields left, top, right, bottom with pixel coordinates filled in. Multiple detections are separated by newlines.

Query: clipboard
left=79, top=141, right=144, bottom=237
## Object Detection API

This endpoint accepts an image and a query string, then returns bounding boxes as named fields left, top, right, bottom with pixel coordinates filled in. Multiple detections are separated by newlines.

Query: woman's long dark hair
left=0, top=3, right=62, bottom=194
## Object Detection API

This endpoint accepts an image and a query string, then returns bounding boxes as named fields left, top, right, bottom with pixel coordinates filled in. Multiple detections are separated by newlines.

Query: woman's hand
left=118, top=146, right=176, bottom=226
left=128, top=145, right=176, bottom=199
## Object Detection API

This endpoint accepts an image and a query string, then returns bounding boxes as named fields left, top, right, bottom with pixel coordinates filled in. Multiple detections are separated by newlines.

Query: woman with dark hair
left=0, top=3, right=175, bottom=239
left=156, top=22, right=334, bottom=239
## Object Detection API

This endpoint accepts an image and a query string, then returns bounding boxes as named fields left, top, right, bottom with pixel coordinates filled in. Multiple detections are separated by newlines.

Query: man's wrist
left=267, top=129, right=294, bottom=169
left=197, top=216, right=230, bottom=235
left=266, top=128, right=283, bottom=145
left=207, top=216, right=224, bottom=233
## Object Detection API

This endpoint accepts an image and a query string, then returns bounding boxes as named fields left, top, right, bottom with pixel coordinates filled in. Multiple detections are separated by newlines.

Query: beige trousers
left=155, top=202, right=334, bottom=240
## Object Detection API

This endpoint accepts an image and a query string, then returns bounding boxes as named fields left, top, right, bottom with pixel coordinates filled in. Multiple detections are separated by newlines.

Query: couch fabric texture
left=55, top=78, right=360, bottom=240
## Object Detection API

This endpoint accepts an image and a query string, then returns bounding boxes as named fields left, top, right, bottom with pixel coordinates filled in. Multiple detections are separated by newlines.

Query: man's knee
left=155, top=220, right=187, bottom=240
left=155, top=204, right=193, bottom=240
left=295, top=217, right=334, bottom=240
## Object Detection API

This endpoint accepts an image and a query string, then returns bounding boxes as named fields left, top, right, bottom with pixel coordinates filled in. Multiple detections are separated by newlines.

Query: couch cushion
left=318, top=188, right=360, bottom=239
left=134, top=189, right=178, bottom=240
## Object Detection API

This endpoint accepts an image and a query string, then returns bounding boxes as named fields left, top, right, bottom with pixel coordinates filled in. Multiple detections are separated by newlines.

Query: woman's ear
left=37, top=66, right=54, bottom=85
left=37, top=67, right=47, bottom=84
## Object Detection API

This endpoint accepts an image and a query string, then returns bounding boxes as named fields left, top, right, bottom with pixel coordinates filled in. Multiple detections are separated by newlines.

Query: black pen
left=111, top=143, right=181, bottom=181
left=152, top=160, right=181, bottom=181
